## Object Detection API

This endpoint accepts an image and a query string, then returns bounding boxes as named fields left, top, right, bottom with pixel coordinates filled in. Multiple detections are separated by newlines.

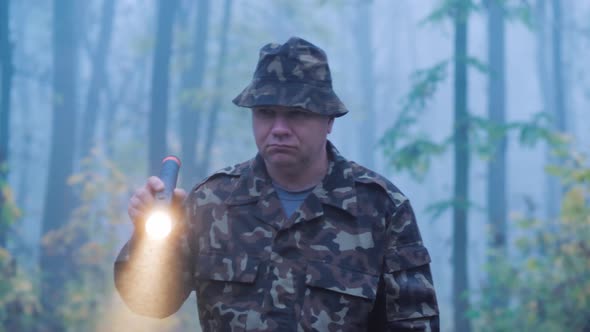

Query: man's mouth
left=267, top=144, right=296, bottom=152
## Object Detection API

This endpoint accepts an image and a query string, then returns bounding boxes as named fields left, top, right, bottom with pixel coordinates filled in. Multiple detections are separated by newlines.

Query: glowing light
left=145, top=211, right=172, bottom=239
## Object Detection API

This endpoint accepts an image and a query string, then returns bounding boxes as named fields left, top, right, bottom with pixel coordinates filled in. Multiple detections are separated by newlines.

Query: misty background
left=1, top=0, right=589, bottom=331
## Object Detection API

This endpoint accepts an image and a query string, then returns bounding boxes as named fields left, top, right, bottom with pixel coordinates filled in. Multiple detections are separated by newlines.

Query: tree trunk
left=79, top=0, right=115, bottom=160
left=16, top=68, right=30, bottom=217
left=550, top=0, right=566, bottom=134
left=534, top=0, right=559, bottom=221
left=355, top=0, right=376, bottom=169
left=149, top=0, right=179, bottom=175
left=486, top=0, right=507, bottom=307
left=199, top=0, right=232, bottom=177
left=103, top=64, right=136, bottom=158
left=12, top=3, right=37, bottom=267
left=0, top=0, right=13, bottom=248
left=452, top=1, right=471, bottom=331
left=40, top=0, right=79, bottom=328
left=179, top=0, right=209, bottom=188
left=541, top=0, right=567, bottom=222
left=535, top=0, right=551, bottom=116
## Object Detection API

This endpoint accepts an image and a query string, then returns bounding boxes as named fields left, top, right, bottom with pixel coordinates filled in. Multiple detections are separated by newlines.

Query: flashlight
left=145, top=156, right=181, bottom=240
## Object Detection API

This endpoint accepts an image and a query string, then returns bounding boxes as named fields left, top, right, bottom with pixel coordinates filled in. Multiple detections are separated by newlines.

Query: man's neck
left=265, top=151, right=329, bottom=192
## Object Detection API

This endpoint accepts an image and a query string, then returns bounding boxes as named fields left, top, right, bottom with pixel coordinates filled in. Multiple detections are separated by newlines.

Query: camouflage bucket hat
left=232, top=37, right=348, bottom=117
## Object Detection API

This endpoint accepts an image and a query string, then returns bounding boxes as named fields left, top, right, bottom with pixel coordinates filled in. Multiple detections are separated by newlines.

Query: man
left=115, top=37, right=439, bottom=331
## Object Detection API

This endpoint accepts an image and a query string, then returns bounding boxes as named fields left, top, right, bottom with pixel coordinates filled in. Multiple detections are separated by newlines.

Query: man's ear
left=327, top=117, right=335, bottom=134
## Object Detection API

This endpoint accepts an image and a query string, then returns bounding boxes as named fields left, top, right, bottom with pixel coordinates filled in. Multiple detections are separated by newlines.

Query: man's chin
left=265, top=154, right=298, bottom=168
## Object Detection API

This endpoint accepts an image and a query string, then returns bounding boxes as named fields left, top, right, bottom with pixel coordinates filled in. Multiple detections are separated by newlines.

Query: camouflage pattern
left=232, top=37, right=349, bottom=118
left=114, top=141, right=439, bottom=331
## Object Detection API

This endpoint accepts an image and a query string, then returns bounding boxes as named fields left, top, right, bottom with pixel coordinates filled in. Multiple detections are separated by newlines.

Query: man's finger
left=134, top=187, right=154, bottom=206
left=128, top=195, right=148, bottom=223
left=128, top=206, right=146, bottom=223
left=147, top=176, right=165, bottom=193
left=173, top=188, right=187, bottom=202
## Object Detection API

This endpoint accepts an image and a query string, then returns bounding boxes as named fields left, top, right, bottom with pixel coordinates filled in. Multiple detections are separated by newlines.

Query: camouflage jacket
left=115, top=142, right=439, bottom=331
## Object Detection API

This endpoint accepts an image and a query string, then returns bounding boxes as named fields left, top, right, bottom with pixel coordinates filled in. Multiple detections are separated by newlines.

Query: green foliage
left=38, top=148, right=132, bottom=331
left=468, top=114, right=510, bottom=159
left=473, top=148, right=590, bottom=331
left=514, top=112, right=569, bottom=149
left=0, top=248, right=39, bottom=332
left=381, top=43, right=567, bottom=222
left=469, top=112, right=567, bottom=161
left=390, top=138, right=448, bottom=180
left=385, top=0, right=546, bottom=186
left=0, top=169, right=36, bottom=331
left=0, top=182, right=20, bottom=231
left=421, top=0, right=478, bottom=26
left=394, top=0, right=541, bottom=189
left=501, top=0, right=534, bottom=28
left=473, top=0, right=536, bottom=29
left=379, top=56, right=488, bottom=178
left=0, top=162, right=21, bottom=232
left=380, top=56, right=561, bottom=183
left=426, top=198, right=484, bottom=220
left=379, top=60, right=449, bottom=181
left=379, top=44, right=568, bottom=221
left=403, top=111, right=567, bottom=220
left=405, top=61, right=450, bottom=111
left=464, top=55, right=488, bottom=73
left=37, top=148, right=196, bottom=331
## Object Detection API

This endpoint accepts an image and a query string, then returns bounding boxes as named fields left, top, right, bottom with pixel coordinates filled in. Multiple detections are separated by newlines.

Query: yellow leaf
left=68, top=173, right=86, bottom=185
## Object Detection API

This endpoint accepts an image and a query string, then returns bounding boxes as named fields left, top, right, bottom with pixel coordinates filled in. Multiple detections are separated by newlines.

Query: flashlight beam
left=145, top=155, right=181, bottom=240
left=145, top=211, right=172, bottom=240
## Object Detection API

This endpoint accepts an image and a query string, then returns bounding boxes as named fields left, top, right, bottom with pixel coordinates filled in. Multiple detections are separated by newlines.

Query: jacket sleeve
left=370, top=200, right=439, bottom=331
left=113, top=205, right=193, bottom=318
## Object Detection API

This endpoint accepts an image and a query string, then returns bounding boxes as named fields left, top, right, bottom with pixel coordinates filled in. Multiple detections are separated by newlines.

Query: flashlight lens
left=145, top=211, right=172, bottom=239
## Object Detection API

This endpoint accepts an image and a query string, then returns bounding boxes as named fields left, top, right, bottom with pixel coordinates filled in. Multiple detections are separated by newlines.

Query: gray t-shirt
left=272, top=182, right=315, bottom=218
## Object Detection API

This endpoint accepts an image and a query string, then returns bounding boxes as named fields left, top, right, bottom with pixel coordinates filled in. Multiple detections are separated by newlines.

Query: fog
left=1, top=0, right=589, bottom=331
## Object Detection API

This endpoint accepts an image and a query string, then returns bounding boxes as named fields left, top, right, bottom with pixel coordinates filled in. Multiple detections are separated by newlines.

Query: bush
left=474, top=149, right=590, bottom=332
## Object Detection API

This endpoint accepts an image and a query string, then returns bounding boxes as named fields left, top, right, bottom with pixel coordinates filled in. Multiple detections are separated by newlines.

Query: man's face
left=252, top=106, right=334, bottom=171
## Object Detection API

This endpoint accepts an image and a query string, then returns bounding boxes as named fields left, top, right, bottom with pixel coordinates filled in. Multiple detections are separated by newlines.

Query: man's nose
left=270, top=115, right=291, bottom=137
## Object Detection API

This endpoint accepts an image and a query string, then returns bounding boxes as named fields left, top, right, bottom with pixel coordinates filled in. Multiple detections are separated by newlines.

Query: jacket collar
left=224, top=141, right=358, bottom=218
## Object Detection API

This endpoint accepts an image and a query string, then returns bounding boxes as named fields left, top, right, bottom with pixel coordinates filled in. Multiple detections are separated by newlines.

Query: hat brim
left=232, top=80, right=348, bottom=117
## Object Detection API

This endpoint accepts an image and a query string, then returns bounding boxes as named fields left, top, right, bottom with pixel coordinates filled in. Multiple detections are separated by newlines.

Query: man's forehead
left=252, top=105, right=313, bottom=113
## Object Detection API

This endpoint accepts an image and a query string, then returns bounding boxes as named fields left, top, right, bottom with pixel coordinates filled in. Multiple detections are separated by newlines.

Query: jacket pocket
left=194, top=253, right=262, bottom=332
left=384, top=242, right=431, bottom=272
left=383, top=244, right=438, bottom=323
left=305, top=260, right=379, bottom=300
left=300, top=261, right=379, bottom=330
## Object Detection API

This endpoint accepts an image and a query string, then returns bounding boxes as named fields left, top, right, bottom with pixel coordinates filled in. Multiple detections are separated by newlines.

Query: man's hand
left=128, top=176, right=187, bottom=227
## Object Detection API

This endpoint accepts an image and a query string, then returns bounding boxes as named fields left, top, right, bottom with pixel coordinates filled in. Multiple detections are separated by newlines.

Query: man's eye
left=288, top=111, right=306, bottom=119
left=257, top=108, right=274, bottom=116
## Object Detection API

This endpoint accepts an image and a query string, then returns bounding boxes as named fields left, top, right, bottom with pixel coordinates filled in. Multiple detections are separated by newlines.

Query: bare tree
left=79, top=0, right=115, bottom=160
left=546, top=0, right=567, bottom=215
left=551, top=0, right=566, bottom=135
left=40, top=0, right=79, bottom=328
left=178, top=0, right=210, bottom=188
left=452, top=1, right=472, bottom=331
left=149, top=0, right=179, bottom=175
left=199, top=0, right=233, bottom=177
left=354, top=0, right=376, bottom=169
left=536, top=0, right=568, bottom=221
left=485, top=0, right=507, bottom=308
left=0, top=0, right=13, bottom=247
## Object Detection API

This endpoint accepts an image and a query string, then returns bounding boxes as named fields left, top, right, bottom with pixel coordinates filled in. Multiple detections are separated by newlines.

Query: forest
left=0, top=0, right=589, bottom=331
